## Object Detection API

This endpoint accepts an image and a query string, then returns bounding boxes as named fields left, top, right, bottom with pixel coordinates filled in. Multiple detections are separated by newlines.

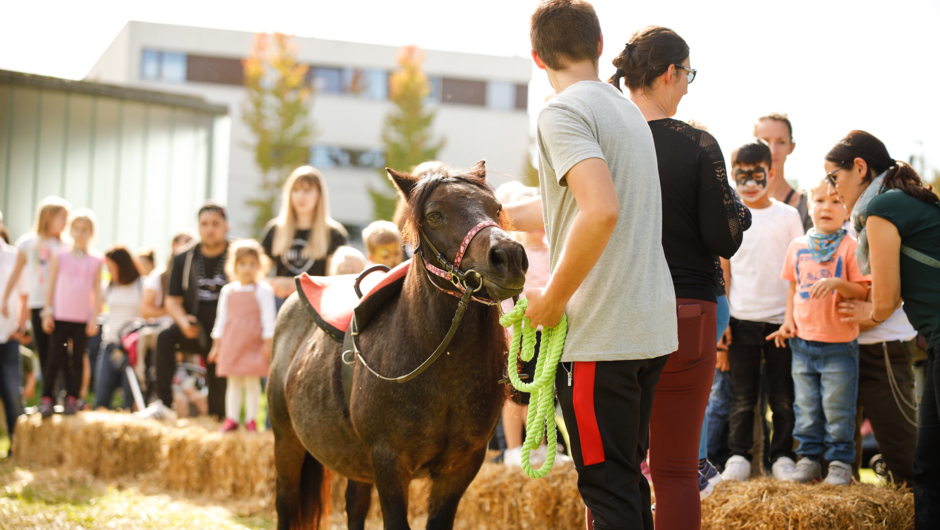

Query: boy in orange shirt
left=768, top=181, right=869, bottom=485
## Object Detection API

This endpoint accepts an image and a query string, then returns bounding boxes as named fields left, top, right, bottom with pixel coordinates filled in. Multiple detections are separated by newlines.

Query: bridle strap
left=418, top=220, right=499, bottom=304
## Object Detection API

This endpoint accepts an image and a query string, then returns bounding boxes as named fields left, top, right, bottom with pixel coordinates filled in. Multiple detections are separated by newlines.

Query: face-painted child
left=731, top=140, right=775, bottom=210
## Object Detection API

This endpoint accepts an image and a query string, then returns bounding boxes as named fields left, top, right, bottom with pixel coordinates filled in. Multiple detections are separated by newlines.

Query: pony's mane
left=401, top=168, right=512, bottom=246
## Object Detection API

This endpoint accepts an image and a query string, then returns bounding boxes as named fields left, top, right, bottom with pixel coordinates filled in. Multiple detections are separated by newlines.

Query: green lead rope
left=499, top=298, right=567, bottom=479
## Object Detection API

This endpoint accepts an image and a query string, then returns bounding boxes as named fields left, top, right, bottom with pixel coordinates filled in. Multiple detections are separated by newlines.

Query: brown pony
left=268, top=161, right=528, bottom=529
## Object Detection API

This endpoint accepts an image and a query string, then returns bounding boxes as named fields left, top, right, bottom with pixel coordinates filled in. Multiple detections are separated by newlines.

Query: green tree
left=372, top=45, right=445, bottom=220
left=242, top=32, right=313, bottom=235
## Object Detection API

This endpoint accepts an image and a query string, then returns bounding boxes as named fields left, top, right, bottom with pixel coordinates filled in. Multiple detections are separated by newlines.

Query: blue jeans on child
left=94, top=342, right=133, bottom=409
left=0, top=340, right=23, bottom=441
left=789, top=337, right=859, bottom=463
left=701, top=295, right=731, bottom=461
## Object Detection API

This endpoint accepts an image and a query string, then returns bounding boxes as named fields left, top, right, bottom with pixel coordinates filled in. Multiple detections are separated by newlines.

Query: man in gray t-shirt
left=507, top=2, right=676, bottom=528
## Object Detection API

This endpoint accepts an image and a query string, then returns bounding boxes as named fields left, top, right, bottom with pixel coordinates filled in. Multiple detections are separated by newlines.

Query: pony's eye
left=427, top=212, right=443, bottom=224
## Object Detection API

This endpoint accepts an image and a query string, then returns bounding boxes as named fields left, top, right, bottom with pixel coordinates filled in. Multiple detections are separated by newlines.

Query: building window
left=311, top=145, right=385, bottom=169
left=186, top=54, right=244, bottom=85
left=343, top=69, right=388, bottom=100
left=426, top=76, right=443, bottom=104
left=441, top=78, right=486, bottom=106
left=140, top=49, right=187, bottom=82
left=486, top=81, right=516, bottom=111
left=515, top=83, right=528, bottom=110
left=312, top=67, right=343, bottom=94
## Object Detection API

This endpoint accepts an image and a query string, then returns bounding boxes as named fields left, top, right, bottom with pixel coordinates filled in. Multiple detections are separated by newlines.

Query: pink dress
left=215, top=287, right=269, bottom=377
left=52, top=250, right=103, bottom=323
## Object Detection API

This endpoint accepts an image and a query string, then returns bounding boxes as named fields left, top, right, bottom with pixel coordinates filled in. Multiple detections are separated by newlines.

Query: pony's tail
left=293, top=453, right=333, bottom=529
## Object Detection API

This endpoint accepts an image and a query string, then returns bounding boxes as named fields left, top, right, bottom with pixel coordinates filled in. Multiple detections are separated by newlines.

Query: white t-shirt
left=537, top=81, right=677, bottom=361
left=103, top=280, right=143, bottom=344
left=210, top=281, right=277, bottom=340
left=143, top=268, right=164, bottom=308
left=728, top=199, right=804, bottom=324
left=0, top=242, right=29, bottom=342
left=15, top=234, right=66, bottom=309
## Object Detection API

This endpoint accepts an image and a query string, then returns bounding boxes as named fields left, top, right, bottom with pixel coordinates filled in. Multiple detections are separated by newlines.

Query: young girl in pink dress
left=208, top=240, right=275, bottom=432
left=41, top=209, right=103, bottom=417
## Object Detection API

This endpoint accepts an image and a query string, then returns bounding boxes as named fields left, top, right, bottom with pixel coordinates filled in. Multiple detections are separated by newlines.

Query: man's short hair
left=198, top=201, right=227, bottom=220
left=731, top=140, right=773, bottom=169
left=530, top=0, right=601, bottom=70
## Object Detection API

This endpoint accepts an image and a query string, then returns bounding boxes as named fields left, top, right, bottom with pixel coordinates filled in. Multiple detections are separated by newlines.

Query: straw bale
left=702, top=478, right=914, bottom=530
left=13, top=414, right=915, bottom=529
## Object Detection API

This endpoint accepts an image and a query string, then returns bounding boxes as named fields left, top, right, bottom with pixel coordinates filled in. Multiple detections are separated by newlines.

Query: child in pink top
left=768, top=182, right=869, bottom=485
left=40, top=210, right=103, bottom=417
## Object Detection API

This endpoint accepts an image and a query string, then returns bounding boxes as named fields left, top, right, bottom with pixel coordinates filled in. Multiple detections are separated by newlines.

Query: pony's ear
left=468, top=159, right=486, bottom=180
left=386, top=168, right=419, bottom=199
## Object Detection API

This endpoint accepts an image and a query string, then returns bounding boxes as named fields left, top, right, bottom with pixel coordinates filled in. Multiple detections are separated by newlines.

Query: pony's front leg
left=345, top=479, right=373, bottom=530
left=425, top=446, right=488, bottom=530
left=372, top=446, right=413, bottom=530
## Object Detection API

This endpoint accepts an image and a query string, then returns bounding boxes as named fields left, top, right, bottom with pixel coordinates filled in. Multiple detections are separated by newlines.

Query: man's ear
left=531, top=50, right=547, bottom=71
left=386, top=168, right=420, bottom=199
left=468, top=160, right=486, bottom=180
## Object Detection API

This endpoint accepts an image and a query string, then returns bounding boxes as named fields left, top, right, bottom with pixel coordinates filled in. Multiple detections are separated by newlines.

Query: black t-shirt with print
left=168, top=244, right=228, bottom=330
left=261, top=221, right=348, bottom=277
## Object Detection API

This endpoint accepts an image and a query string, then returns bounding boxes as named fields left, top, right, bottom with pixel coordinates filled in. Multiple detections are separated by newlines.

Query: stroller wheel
left=870, top=454, right=888, bottom=476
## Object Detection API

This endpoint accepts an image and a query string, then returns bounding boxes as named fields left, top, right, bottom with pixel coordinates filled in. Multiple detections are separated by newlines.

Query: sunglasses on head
left=733, top=168, right=767, bottom=184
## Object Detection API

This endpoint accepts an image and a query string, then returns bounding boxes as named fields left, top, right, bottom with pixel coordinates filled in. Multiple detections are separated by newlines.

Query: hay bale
left=13, top=414, right=915, bottom=528
left=702, top=478, right=914, bottom=529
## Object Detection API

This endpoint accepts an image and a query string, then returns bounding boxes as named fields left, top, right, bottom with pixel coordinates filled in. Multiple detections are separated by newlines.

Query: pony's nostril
left=518, top=245, right=528, bottom=273
left=489, top=246, right=508, bottom=273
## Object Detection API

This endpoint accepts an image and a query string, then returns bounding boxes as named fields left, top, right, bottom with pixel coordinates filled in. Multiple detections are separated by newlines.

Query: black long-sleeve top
left=648, top=119, right=746, bottom=302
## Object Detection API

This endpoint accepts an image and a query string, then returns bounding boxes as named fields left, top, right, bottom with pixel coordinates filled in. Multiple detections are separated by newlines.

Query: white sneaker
left=824, top=460, right=852, bottom=485
left=772, top=456, right=796, bottom=481
left=789, top=457, right=822, bottom=483
left=529, top=444, right=547, bottom=466
left=721, top=455, right=751, bottom=482
left=133, top=400, right=178, bottom=421
left=503, top=446, right=522, bottom=468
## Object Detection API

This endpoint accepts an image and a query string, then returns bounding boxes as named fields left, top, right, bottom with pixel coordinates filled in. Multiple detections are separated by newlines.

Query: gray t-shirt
left=537, top=81, right=677, bottom=362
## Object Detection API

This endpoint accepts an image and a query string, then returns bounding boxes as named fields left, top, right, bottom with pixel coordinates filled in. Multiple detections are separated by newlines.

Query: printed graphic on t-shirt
left=281, top=237, right=316, bottom=275
left=197, top=274, right=227, bottom=301
left=795, top=249, right=843, bottom=299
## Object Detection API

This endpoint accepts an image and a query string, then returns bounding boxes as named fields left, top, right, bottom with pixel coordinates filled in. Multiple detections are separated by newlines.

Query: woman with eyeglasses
left=609, top=26, right=749, bottom=530
left=824, top=130, right=940, bottom=528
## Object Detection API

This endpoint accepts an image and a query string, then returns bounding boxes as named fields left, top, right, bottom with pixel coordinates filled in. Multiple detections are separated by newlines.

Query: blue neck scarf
left=807, top=228, right=847, bottom=263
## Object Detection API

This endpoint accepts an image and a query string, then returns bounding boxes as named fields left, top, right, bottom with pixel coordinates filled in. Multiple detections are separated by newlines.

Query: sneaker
left=699, top=459, right=722, bottom=487
left=63, top=397, right=78, bottom=415
left=772, top=456, right=796, bottom=481
left=698, top=471, right=716, bottom=500
left=245, top=420, right=257, bottom=432
left=824, top=460, right=852, bottom=485
left=503, top=446, right=522, bottom=468
left=219, top=418, right=239, bottom=432
left=789, top=457, right=822, bottom=484
left=39, top=397, right=54, bottom=418
left=529, top=445, right=547, bottom=466
left=721, top=455, right=751, bottom=482
left=133, top=400, right=178, bottom=421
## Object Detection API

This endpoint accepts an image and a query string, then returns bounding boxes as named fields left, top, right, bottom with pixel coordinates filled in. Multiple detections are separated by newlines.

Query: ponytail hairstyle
left=825, top=130, right=938, bottom=205
left=608, top=26, right=689, bottom=93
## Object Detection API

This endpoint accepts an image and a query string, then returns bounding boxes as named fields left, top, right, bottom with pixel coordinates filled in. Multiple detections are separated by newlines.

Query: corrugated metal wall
left=0, top=83, right=225, bottom=255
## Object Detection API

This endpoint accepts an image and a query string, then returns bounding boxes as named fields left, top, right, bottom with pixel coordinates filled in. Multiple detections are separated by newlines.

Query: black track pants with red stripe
left=556, top=356, right=669, bottom=530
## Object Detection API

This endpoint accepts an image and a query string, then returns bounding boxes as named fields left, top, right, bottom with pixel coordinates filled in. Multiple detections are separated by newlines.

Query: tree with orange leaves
left=242, top=32, right=313, bottom=235
left=371, top=45, right=445, bottom=221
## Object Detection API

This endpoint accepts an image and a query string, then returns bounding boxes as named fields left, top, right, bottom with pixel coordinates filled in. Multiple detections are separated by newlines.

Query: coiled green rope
left=499, top=298, right=567, bottom=479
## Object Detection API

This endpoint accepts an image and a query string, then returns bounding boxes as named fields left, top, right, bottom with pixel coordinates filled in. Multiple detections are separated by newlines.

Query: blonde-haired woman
left=261, top=166, right=347, bottom=307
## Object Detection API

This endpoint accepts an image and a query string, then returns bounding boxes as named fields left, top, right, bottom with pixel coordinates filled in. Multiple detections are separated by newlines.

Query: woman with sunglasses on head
left=825, top=130, right=940, bottom=528
left=610, top=26, right=750, bottom=529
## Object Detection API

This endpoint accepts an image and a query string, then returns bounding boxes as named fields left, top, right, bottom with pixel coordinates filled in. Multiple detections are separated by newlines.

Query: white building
left=0, top=69, right=229, bottom=252
left=86, top=21, right=532, bottom=239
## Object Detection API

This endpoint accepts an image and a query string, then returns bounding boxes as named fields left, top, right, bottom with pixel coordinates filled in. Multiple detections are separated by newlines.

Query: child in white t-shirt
left=720, top=140, right=804, bottom=482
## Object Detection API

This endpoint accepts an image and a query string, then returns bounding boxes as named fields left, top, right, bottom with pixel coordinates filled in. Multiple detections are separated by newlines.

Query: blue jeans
left=94, top=342, right=133, bottom=409
left=0, top=341, right=23, bottom=442
left=700, top=295, right=731, bottom=461
left=790, top=337, right=859, bottom=463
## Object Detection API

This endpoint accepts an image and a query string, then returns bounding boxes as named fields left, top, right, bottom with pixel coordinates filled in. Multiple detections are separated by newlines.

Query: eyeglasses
left=674, top=64, right=696, bottom=84
left=825, top=167, right=843, bottom=187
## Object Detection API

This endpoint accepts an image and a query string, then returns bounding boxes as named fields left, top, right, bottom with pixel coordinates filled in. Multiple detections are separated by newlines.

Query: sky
left=2, top=0, right=939, bottom=190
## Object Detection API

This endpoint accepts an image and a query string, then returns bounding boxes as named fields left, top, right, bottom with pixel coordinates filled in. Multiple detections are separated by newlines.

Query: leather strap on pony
left=417, top=220, right=499, bottom=305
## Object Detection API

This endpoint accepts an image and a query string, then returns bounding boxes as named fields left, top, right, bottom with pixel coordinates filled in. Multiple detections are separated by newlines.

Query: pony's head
left=387, top=161, right=528, bottom=301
